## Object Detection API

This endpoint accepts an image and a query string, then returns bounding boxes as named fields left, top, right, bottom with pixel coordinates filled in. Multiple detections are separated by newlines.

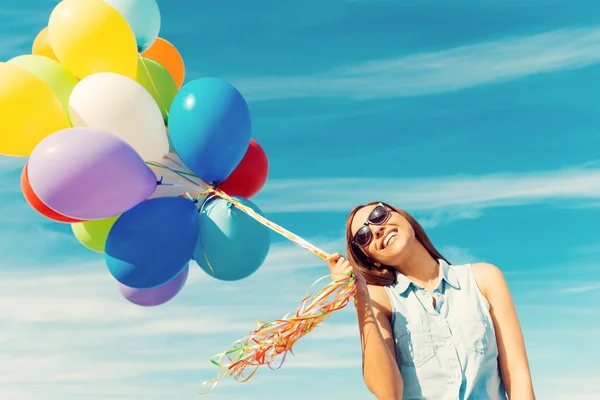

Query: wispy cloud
left=439, top=246, right=476, bottom=265
left=0, top=158, right=27, bottom=200
left=535, top=374, right=600, bottom=400
left=232, top=26, right=600, bottom=101
left=0, top=4, right=53, bottom=62
left=0, top=156, right=25, bottom=171
left=0, top=35, right=35, bottom=61
left=255, top=165, right=600, bottom=219
left=0, top=234, right=361, bottom=398
left=261, top=236, right=344, bottom=271
left=558, top=282, right=600, bottom=294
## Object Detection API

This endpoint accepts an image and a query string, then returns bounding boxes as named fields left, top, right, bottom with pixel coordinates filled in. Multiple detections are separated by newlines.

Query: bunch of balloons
left=1, top=0, right=272, bottom=307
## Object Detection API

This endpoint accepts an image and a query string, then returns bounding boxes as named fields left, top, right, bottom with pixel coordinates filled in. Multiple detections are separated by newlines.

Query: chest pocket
left=459, top=319, right=490, bottom=356
left=397, top=331, right=436, bottom=367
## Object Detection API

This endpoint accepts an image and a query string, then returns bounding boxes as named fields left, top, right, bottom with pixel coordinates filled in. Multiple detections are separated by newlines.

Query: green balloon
left=136, top=57, right=178, bottom=124
left=72, top=216, right=120, bottom=253
left=8, top=54, right=78, bottom=115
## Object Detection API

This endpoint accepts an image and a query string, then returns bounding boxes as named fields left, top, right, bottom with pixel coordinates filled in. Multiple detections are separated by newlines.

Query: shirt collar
left=393, top=259, right=460, bottom=294
left=440, top=258, right=460, bottom=290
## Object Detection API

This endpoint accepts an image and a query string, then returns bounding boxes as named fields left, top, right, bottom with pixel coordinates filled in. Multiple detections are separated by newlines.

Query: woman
left=326, top=202, right=535, bottom=400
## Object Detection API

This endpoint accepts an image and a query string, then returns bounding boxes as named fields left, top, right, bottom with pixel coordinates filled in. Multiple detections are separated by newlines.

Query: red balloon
left=218, top=139, right=268, bottom=198
left=20, top=163, right=84, bottom=223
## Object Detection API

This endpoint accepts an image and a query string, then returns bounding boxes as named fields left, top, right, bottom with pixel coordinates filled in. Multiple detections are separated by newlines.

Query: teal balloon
left=104, top=0, right=161, bottom=52
left=195, top=197, right=270, bottom=281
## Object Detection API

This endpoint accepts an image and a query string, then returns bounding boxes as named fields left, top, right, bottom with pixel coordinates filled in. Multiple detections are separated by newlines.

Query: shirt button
left=446, top=341, right=452, bottom=346
left=455, top=372, right=460, bottom=378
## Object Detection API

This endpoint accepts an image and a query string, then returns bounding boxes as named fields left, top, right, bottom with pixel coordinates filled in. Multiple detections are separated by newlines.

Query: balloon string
left=147, top=162, right=329, bottom=260
left=204, top=187, right=329, bottom=260
left=145, top=160, right=203, bottom=187
left=196, top=194, right=218, bottom=277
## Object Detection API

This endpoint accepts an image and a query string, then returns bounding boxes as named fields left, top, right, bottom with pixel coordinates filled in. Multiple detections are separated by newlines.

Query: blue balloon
left=195, top=197, right=270, bottom=281
left=168, top=77, right=252, bottom=184
left=105, top=197, right=198, bottom=289
left=104, top=0, right=161, bottom=52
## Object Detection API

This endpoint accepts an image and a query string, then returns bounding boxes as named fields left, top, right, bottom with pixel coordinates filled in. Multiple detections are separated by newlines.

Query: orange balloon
left=32, top=27, right=58, bottom=62
left=142, top=38, right=185, bottom=88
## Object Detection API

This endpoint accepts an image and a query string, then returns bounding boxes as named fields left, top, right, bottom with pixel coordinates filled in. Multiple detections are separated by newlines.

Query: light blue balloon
left=195, top=197, right=270, bottom=281
left=168, top=77, right=252, bottom=184
left=104, top=0, right=161, bottom=52
left=105, top=197, right=199, bottom=289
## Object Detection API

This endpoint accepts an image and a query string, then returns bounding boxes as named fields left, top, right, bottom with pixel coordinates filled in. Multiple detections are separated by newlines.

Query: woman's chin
left=382, top=238, right=408, bottom=258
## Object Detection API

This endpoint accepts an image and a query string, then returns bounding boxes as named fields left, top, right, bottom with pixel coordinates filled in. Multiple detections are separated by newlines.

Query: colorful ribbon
left=198, top=273, right=356, bottom=393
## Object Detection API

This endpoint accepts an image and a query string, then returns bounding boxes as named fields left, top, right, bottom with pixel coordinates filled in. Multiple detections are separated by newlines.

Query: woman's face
left=349, top=204, right=416, bottom=265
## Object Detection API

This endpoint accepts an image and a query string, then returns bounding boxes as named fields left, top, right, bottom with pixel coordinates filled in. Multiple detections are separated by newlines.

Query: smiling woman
left=326, top=201, right=536, bottom=400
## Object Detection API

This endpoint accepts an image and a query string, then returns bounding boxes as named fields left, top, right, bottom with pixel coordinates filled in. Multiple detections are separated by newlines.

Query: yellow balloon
left=0, top=63, right=71, bottom=157
left=48, top=0, right=138, bottom=79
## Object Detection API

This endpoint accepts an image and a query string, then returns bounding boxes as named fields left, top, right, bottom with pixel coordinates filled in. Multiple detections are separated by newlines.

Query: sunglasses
left=352, top=203, right=391, bottom=248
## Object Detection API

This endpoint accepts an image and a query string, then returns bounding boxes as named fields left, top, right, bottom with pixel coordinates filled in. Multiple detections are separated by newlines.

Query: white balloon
left=148, top=152, right=209, bottom=199
left=69, top=72, right=169, bottom=161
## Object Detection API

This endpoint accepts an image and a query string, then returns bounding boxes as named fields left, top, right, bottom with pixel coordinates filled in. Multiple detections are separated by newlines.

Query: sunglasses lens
left=369, top=205, right=389, bottom=225
left=354, top=226, right=372, bottom=247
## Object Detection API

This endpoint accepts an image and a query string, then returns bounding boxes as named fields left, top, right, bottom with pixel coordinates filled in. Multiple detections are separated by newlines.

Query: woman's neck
left=394, top=242, right=440, bottom=287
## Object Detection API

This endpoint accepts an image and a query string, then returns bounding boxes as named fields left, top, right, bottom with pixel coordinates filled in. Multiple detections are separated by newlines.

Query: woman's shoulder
left=366, top=284, right=393, bottom=316
left=469, top=262, right=505, bottom=298
left=470, top=262, right=503, bottom=278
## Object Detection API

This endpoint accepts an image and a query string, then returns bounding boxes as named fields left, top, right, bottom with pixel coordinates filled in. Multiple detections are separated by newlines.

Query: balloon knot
left=157, top=176, right=164, bottom=185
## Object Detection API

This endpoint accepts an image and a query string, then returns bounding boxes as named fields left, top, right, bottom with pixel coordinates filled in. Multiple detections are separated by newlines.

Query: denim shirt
left=383, top=260, right=507, bottom=400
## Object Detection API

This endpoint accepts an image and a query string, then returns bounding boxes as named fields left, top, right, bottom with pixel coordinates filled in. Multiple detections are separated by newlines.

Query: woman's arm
left=472, top=262, right=535, bottom=400
left=326, top=253, right=403, bottom=400
left=356, top=284, right=404, bottom=400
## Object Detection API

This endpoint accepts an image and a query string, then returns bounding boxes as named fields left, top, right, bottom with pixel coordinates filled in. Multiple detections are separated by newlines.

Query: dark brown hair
left=345, top=201, right=449, bottom=287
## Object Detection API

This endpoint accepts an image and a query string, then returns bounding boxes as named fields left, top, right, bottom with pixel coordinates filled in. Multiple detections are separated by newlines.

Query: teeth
left=384, top=232, right=396, bottom=248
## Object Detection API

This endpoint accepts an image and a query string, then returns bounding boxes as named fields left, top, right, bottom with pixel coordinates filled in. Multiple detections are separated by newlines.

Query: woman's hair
left=345, top=201, right=449, bottom=287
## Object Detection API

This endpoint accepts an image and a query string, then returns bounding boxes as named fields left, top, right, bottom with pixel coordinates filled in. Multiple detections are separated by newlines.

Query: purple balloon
left=28, top=128, right=157, bottom=220
left=117, top=265, right=189, bottom=306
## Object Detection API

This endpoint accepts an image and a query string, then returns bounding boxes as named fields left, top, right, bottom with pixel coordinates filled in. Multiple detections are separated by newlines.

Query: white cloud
left=0, top=157, right=25, bottom=193
left=439, top=246, right=476, bottom=265
left=231, top=26, right=600, bottom=101
left=260, top=236, right=345, bottom=271
left=0, top=236, right=362, bottom=399
left=558, top=282, right=600, bottom=294
left=0, top=35, right=34, bottom=61
left=535, top=374, right=600, bottom=400
left=0, top=220, right=594, bottom=400
left=419, top=209, right=483, bottom=228
left=309, top=322, right=360, bottom=340
left=520, top=305, right=600, bottom=317
left=0, top=156, right=25, bottom=171
left=255, top=166, right=600, bottom=217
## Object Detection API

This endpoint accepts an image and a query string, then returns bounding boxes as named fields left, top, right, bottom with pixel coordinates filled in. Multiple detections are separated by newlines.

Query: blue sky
left=1, top=0, right=600, bottom=399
